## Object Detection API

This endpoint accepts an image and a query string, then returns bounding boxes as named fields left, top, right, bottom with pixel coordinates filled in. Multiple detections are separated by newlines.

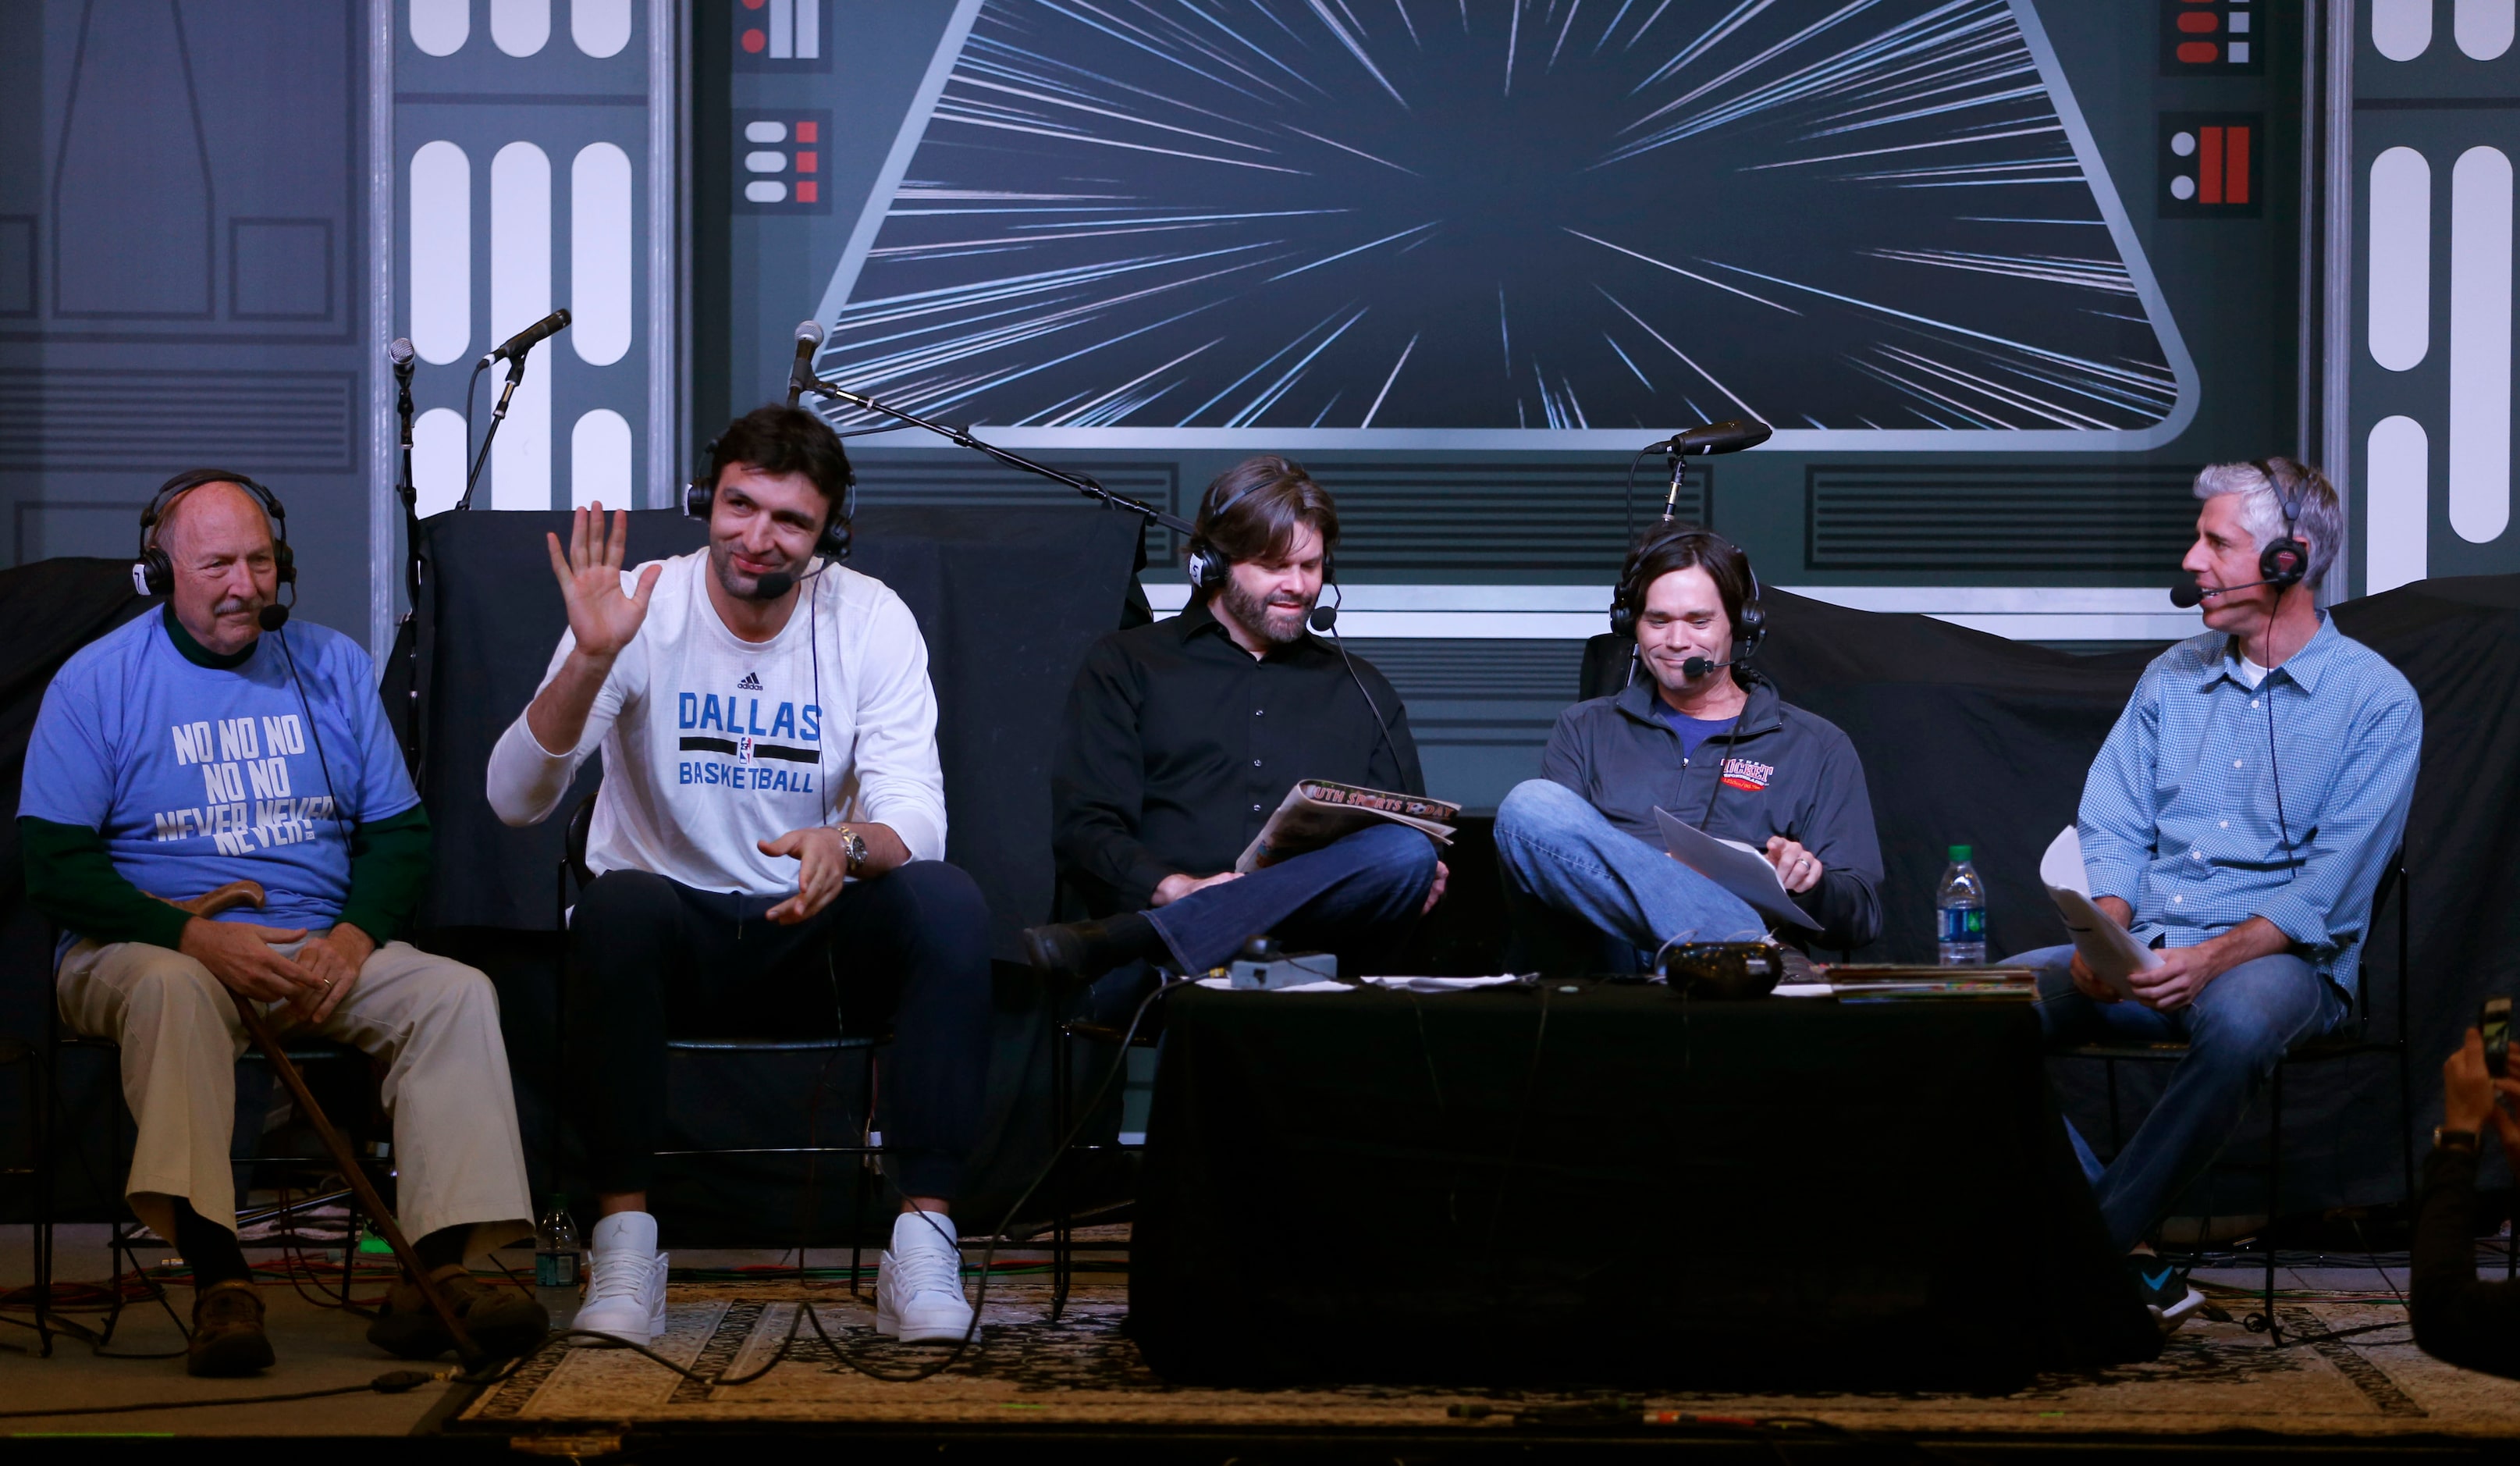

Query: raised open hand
left=545, top=503, right=662, bottom=660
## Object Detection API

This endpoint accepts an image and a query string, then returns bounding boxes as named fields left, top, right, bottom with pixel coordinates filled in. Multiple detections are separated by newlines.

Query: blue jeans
left=2024, top=943, right=2348, bottom=1252
left=1491, top=778, right=1766, bottom=975
left=1145, top=822, right=1440, bottom=975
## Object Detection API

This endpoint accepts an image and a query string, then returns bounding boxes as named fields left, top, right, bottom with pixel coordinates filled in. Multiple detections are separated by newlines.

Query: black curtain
left=1590, top=577, right=2520, bottom=1217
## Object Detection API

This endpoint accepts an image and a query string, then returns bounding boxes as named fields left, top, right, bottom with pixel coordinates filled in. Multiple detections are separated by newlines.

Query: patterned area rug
left=451, top=1278, right=2520, bottom=1439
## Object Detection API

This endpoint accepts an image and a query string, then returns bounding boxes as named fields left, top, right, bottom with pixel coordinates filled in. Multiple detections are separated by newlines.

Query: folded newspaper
left=2041, top=825, right=2157, bottom=1001
left=1234, top=780, right=1459, bottom=873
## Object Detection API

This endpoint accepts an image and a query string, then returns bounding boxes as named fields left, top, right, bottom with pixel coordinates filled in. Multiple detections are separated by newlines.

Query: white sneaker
left=573, top=1212, right=669, bottom=1346
left=876, top=1210, right=973, bottom=1345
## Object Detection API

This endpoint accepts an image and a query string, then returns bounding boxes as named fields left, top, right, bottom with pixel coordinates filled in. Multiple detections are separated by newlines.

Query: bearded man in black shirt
left=1023, top=457, right=1444, bottom=982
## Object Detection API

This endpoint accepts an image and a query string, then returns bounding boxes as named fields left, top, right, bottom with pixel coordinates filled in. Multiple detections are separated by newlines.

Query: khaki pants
left=56, top=936, right=534, bottom=1251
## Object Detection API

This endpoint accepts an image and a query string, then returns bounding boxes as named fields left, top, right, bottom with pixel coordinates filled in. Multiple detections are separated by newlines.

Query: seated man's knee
left=1349, top=822, right=1438, bottom=882
left=880, top=861, right=993, bottom=963
left=112, top=946, right=231, bottom=1016
left=409, top=956, right=502, bottom=1023
left=1495, top=777, right=1583, bottom=838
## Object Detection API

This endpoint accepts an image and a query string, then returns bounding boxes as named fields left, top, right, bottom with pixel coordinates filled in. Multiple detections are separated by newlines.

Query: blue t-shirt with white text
left=20, top=610, right=418, bottom=934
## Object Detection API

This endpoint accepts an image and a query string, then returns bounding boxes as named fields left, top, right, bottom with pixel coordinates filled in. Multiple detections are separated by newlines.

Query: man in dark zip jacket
left=1494, top=527, right=1883, bottom=972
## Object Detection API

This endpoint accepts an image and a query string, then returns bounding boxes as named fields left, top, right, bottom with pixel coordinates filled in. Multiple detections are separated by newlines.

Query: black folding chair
left=27, top=934, right=385, bottom=1357
left=555, top=794, right=892, bottom=1290
left=2064, top=855, right=2419, bottom=1342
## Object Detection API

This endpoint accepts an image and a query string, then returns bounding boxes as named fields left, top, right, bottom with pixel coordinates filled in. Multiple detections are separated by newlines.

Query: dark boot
left=366, top=1265, right=550, bottom=1360
left=187, top=1279, right=275, bottom=1377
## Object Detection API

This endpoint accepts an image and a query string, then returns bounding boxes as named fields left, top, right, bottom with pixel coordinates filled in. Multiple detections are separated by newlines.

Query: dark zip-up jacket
left=1541, top=674, right=1884, bottom=951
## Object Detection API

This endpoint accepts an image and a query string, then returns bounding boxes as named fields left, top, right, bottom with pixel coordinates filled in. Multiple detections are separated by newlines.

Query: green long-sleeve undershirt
left=20, top=802, right=435, bottom=952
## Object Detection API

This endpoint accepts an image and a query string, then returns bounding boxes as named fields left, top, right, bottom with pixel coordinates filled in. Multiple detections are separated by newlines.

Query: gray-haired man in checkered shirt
left=2018, top=458, right=2420, bottom=1329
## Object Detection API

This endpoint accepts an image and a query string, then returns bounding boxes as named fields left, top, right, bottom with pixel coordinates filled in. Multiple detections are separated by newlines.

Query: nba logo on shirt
left=737, top=735, right=755, bottom=762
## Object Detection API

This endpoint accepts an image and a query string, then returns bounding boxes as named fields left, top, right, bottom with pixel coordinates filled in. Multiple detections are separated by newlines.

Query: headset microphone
left=2170, top=577, right=2286, bottom=609
left=1680, top=655, right=1733, bottom=679
left=1307, top=603, right=1336, bottom=632
left=258, top=603, right=290, bottom=632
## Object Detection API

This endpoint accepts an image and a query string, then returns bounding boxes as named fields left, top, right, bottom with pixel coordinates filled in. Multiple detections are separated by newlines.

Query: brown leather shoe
left=366, top=1265, right=550, bottom=1360
left=187, top=1279, right=275, bottom=1377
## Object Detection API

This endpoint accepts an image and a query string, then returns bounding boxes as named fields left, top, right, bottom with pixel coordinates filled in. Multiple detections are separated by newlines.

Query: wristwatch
left=834, top=824, right=868, bottom=877
left=2434, top=1126, right=2482, bottom=1155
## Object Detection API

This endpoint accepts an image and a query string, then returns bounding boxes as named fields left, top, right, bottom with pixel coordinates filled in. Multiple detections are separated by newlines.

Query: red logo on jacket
left=1720, top=757, right=1772, bottom=792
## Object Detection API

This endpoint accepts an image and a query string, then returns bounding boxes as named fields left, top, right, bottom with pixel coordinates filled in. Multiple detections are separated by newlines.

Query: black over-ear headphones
left=1608, top=525, right=1765, bottom=656
left=133, top=468, right=296, bottom=598
left=683, top=441, right=856, bottom=564
left=2248, top=457, right=2312, bottom=591
left=1187, top=476, right=1342, bottom=594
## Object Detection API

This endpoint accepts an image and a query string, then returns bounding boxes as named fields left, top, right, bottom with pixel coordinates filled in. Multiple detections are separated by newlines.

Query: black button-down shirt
left=1053, top=596, right=1425, bottom=913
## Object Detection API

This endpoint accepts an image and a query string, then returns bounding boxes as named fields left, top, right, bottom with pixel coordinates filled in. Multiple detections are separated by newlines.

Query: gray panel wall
left=0, top=0, right=371, bottom=641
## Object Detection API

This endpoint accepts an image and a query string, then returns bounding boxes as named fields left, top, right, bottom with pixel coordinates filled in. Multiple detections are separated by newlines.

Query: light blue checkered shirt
left=2078, top=613, right=2421, bottom=1001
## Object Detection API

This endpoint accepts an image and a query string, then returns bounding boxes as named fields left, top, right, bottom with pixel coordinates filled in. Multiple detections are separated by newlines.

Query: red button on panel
left=796, top=121, right=819, bottom=144
left=2177, top=9, right=2218, bottom=30
left=796, top=151, right=817, bottom=173
left=2176, top=39, right=2218, bottom=62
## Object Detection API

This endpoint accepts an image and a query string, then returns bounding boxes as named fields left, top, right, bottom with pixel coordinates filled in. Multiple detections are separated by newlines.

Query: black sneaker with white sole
left=2127, top=1254, right=2208, bottom=1334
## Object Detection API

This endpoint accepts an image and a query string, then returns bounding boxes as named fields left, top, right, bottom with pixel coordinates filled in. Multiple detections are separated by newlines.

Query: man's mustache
left=211, top=596, right=262, bottom=617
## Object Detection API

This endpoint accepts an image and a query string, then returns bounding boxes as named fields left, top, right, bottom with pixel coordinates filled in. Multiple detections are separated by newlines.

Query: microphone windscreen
left=386, top=336, right=416, bottom=367
left=2169, top=581, right=2205, bottom=610
left=794, top=318, right=827, bottom=347
left=1307, top=604, right=1338, bottom=632
left=753, top=571, right=796, bottom=601
left=1681, top=656, right=1715, bottom=679
left=258, top=604, right=290, bottom=632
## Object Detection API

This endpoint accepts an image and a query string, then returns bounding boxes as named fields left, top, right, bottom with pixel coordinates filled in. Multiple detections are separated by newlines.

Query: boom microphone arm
left=792, top=374, right=1194, bottom=536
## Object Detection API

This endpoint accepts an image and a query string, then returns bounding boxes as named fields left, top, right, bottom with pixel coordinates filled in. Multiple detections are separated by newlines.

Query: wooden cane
left=157, top=881, right=483, bottom=1366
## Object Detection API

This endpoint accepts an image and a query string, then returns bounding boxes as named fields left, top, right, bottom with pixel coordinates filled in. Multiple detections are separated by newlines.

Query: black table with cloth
left=1129, top=981, right=2159, bottom=1389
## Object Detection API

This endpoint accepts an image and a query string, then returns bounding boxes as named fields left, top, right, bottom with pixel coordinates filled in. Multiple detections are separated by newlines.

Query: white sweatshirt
left=486, top=551, right=947, bottom=895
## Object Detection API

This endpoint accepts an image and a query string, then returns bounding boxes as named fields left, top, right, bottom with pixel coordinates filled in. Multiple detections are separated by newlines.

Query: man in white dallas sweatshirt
left=487, top=406, right=993, bottom=1347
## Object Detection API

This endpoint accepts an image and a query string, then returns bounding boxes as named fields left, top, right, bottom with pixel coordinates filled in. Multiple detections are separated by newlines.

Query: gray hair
left=2192, top=457, right=2343, bottom=587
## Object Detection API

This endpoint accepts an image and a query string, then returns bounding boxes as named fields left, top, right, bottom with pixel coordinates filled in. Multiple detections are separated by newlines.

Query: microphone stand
left=793, top=374, right=1194, bottom=536
left=393, top=354, right=422, bottom=767
left=1659, top=450, right=1690, bottom=523
left=457, top=349, right=534, bottom=513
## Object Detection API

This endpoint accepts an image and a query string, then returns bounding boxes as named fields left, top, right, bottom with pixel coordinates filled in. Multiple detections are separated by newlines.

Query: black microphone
left=387, top=336, right=417, bottom=376
left=1681, top=655, right=1732, bottom=679
left=753, top=571, right=795, bottom=601
left=787, top=319, right=827, bottom=407
left=478, top=308, right=571, bottom=368
left=2170, top=577, right=2279, bottom=609
left=1648, top=418, right=1773, bottom=457
left=258, top=603, right=290, bottom=632
left=1307, top=604, right=1337, bottom=632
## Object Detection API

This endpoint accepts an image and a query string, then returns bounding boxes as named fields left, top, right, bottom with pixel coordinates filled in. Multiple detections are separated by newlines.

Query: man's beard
left=1220, top=578, right=1315, bottom=646
left=709, top=539, right=800, bottom=600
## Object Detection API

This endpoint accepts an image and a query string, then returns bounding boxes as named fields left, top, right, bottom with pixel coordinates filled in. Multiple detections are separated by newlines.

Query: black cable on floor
left=0, top=1369, right=443, bottom=1421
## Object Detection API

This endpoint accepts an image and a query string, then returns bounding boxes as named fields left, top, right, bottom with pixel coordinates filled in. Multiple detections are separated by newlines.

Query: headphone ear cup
left=684, top=481, right=712, bottom=521
left=136, top=549, right=172, bottom=597
left=1736, top=600, right=1765, bottom=656
left=273, top=539, right=297, bottom=585
left=1187, top=543, right=1224, bottom=590
left=822, top=517, right=851, bottom=563
left=1608, top=600, right=1636, bottom=639
left=2260, top=537, right=2307, bottom=587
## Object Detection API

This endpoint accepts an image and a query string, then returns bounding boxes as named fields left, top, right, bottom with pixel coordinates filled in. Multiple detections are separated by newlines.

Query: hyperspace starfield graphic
left=814, top=0, right=2195, bottom=447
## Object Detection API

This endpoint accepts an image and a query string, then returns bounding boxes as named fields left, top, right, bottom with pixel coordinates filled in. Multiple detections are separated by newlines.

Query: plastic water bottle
left=1936, top=845, right=1987, bottom=965
left=534, top=1200, right=581, bottom=1312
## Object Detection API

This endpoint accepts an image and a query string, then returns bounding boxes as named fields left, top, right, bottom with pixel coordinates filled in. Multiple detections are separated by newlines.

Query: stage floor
left=447, top=1266, right=2520, bottom=1448
left=11, top=1229, right=2520, bottom=1450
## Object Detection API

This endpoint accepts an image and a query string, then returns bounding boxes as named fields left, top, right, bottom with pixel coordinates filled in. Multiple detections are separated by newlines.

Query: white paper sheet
left=2041, top=826, right=2156, bottom=1001
left=1653, top=808, right=1823, bottom=931
left=1359, top=974, right=1530, bottom=992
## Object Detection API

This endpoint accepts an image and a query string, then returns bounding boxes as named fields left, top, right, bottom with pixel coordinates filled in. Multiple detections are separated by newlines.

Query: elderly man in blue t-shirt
left=2021, top=458, right=2420, bottom=1333
left=18, top=475, right=541, bottom=1376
